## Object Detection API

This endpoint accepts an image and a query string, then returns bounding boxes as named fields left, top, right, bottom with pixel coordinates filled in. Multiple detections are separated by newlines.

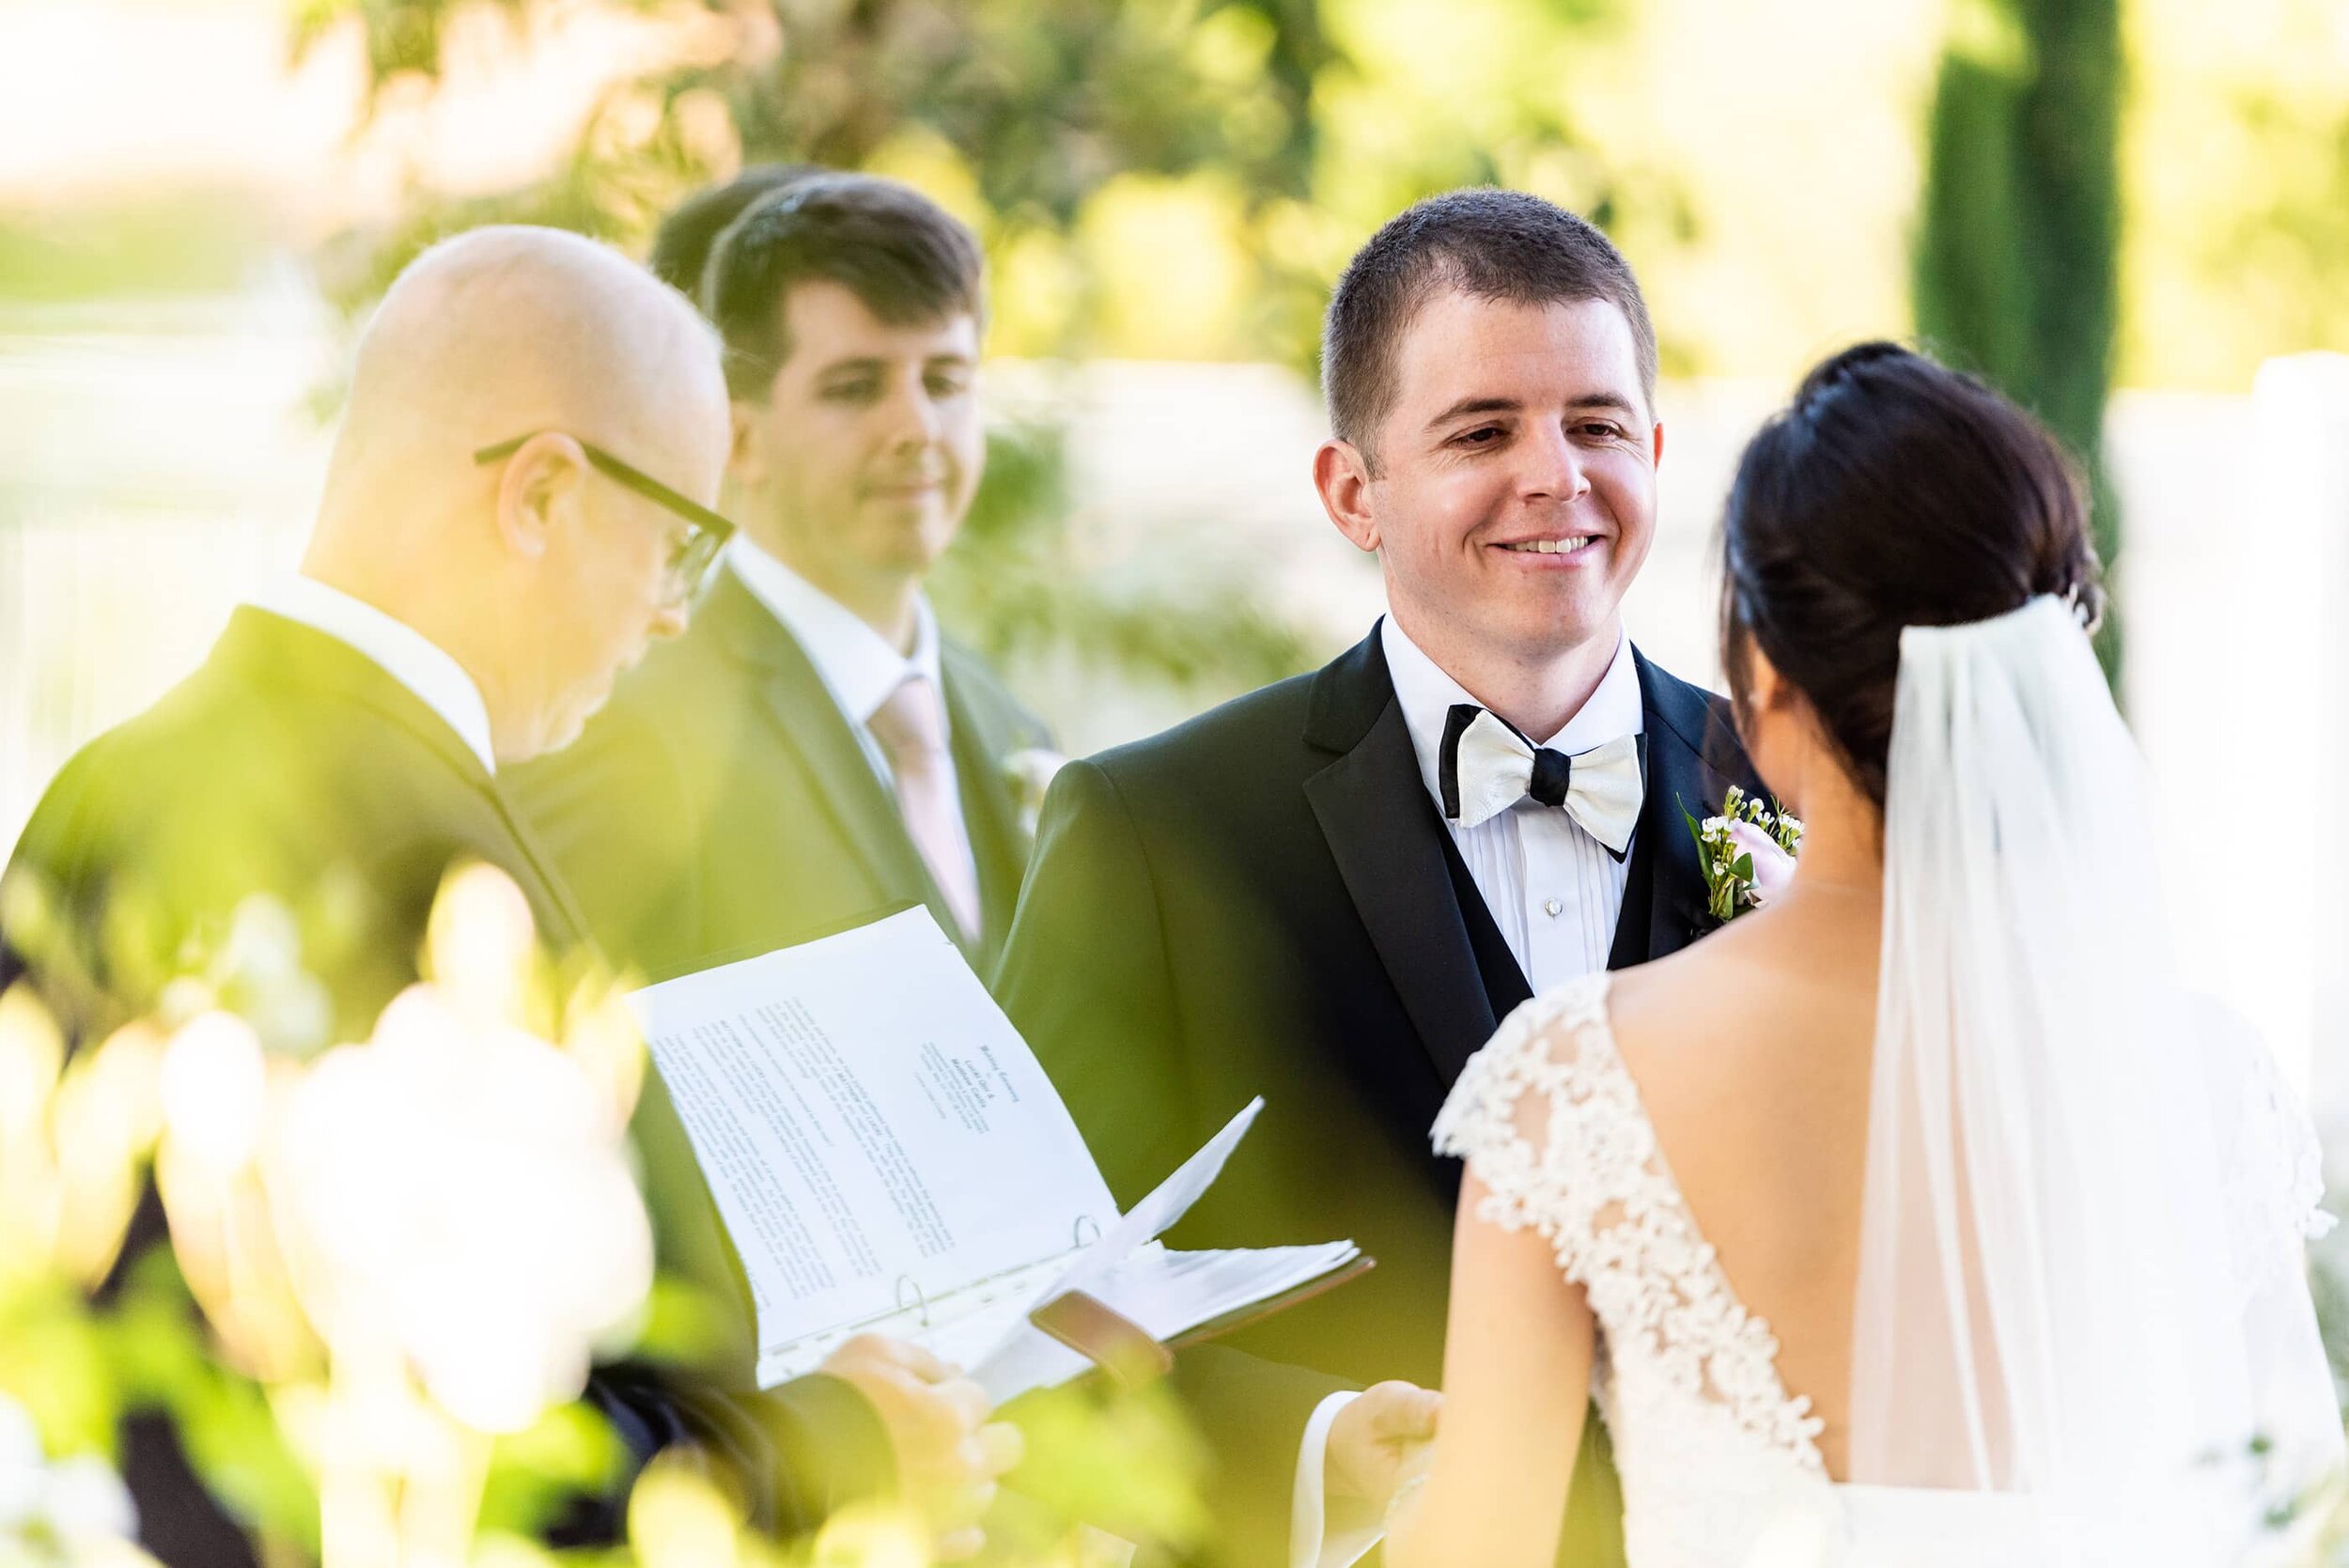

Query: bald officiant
left=4, top=226, right=1014, bottom=1567
left=510, top=172, right=1053, bottom=984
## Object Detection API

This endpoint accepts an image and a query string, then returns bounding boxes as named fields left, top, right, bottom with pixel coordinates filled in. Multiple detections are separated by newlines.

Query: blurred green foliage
left=288, top=0, right=1657, bottom=699
left=294, top=0, right=1651, bottom=368
left=1914, top=0, right=2125, bottom=687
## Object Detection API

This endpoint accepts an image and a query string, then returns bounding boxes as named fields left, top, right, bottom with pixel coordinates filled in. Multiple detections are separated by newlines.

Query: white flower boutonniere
left=1682, top=784, right=1802, bottom=924
left=1003, top=747, right=1069, bottom=842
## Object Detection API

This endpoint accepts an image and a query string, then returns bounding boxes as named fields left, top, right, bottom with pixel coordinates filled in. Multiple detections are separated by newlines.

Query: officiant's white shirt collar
left=248, top=575, right=499, bottom=775
left=1380, top=614, right=1642, bottom=803
left=726, top=537, right=945, bottom=727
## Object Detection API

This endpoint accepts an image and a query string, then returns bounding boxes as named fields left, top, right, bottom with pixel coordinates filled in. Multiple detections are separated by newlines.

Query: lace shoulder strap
left=1431, top=970, right=1827, bottom=1469
left=1430, top=970, right=1621, bottom=1231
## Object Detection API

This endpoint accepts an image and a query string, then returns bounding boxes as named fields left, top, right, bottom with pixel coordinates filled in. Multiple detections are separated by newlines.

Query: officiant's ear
left=490, top=432, right=588, bottom=563
left=1315, top=437, right=1381, bottom=553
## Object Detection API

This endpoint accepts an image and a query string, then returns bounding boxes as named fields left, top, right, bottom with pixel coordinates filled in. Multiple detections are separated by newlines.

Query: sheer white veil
left=1847, top=594, right=2341, bottom=1560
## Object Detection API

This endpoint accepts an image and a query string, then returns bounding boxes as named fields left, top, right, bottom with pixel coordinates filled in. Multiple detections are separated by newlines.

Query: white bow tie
left=1438, top=703, right=1643, bottom=855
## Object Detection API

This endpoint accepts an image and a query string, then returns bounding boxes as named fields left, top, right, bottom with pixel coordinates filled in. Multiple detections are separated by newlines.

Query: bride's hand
left=1329, top=1380, right=1443, bottom=1505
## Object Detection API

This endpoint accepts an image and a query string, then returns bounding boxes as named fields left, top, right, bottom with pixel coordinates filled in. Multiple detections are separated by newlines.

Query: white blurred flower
left=214, top=896, right=334, bottom=1057
left=425, top=862, right=540, bottom=1029
left=159, top=1011, right=268, bottom=1173
left=0, top=1395, right=41, bottom=1532
left=266, top=976, right=653, bottom=1435
left=39, top=1457, right=137, bottom=1542
left=0, top=1393, right=142, bottom=1558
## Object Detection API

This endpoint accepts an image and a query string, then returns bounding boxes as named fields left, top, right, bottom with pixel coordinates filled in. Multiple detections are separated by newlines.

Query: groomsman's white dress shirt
left=248, top=575, right=498, bottom=775
left=726, top=539, right=984, bottom=920
left=1288, top=618, right=1647, bottom=1568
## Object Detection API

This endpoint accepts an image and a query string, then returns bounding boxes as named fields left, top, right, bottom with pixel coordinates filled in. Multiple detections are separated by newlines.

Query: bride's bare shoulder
left=1609, top=914, right=1777, bottom=1030
left=1607, top=909, right=1866, bottom=1091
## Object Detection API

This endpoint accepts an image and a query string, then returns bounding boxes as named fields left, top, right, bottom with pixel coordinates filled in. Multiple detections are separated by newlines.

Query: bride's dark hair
left=1719, top=341, right=2106, bottom=809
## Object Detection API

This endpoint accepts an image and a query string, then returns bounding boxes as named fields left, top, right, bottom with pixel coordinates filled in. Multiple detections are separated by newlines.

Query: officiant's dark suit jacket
left=509, top=565, right=1050, bottom=991
left=994, top=621, right=1761, bottom=1564
left=3, top=608, right=890, bottom=1567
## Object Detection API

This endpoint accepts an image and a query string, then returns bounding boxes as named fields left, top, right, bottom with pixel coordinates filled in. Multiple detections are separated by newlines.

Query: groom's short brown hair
left=1322, top=189, right=1657, bottom=466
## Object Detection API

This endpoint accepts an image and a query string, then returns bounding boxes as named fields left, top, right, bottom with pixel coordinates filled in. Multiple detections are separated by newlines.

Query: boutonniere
left=1003, top=747, right=1069, bottom=841
left=1681, top=784, right=1801, bottom=923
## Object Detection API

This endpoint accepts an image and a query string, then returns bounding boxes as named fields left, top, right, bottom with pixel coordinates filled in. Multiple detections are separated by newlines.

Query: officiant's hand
left=821, top=1334, right=1023, bottom=1560
left=1329, top=1380, right=1442, bottom=1504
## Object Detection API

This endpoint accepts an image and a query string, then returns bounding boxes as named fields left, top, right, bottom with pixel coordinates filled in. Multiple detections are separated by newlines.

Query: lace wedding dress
left=1436, top=973, right=1999, bottom=1566
left=1434, top=971, right=2336, bottom=1568
left=1432, top=598, right=2344, bottom=1568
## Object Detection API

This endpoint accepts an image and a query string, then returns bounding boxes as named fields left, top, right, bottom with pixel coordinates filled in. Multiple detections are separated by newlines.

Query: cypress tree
left=1914, top=0, right=2125, bottom=686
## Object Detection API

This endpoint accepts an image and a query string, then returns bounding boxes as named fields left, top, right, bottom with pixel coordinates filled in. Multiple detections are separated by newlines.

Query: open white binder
left=625, top=907, right=1363, bottom=1402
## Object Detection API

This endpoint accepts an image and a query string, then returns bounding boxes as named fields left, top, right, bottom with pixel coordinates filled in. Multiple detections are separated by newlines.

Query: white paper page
left=626, top=908, right=1118, bottom=1387
left=973, top=1239, right=1363, bottom=1405
left=1043, top=1096, right=1264, bottom=1305
left=1095, top=1240, right=1364, bottom=1342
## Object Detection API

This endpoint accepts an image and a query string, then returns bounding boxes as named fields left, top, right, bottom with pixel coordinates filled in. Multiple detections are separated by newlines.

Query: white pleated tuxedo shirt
left=1379, top=615, right=1642, bottom=993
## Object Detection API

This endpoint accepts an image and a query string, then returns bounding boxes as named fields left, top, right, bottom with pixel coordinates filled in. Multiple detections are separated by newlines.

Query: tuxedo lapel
left=1608, top=648, right=1746, bottom=969
left=706, top=572, right=951, bottom=933
left=1302, top=628, right=1501, bottom=1088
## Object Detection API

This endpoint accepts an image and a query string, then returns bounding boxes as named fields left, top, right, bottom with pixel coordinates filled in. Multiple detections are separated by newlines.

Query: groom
left=995, top=189, right=1760, bottom=1560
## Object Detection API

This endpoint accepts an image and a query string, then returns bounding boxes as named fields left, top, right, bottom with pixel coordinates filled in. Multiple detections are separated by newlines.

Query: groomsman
left=519, top=172, right=1446, bottom=1568
left=996, top=190, right=1765, bottom=1564
left=3, top=227, right=1008, bottom=1566
left=512, top=173, right=1051, bottom=983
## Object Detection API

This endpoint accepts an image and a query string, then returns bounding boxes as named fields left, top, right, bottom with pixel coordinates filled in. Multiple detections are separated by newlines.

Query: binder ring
left=895, top=1275, right=931, bottom=1327
left=1072, top=1215, right=1102, bottom=1250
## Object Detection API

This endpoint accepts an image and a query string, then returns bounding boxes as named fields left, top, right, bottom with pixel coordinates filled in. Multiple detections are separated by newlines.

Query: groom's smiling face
left=1338, top=288, right=1659, bottom=667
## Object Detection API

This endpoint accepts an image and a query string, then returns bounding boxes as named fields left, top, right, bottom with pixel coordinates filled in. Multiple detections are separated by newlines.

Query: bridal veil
left=1847, top=594, right=2342, bottom=1560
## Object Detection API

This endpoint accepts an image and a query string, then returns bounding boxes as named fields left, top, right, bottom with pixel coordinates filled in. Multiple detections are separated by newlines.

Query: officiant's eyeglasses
left=474, top=432, right=734, bottom=601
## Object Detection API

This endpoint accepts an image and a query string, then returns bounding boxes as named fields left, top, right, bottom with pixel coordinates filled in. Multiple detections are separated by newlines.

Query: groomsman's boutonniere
left=1003, top=747, right=1069, bottom=842
left=1682, top=785, right=1801, bottom=923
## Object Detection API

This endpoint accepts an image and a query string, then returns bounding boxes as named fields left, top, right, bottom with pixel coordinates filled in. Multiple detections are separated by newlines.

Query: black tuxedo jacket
left=510, top=566, right=1050, bottom=987
left=993, top=623, right=1760, bottom=1563
left=3, top=609, right=888, bottom=1566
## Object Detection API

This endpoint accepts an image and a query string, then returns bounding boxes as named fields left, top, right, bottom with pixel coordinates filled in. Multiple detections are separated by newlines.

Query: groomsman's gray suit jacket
left=511, top=564, right=1047, bottom=986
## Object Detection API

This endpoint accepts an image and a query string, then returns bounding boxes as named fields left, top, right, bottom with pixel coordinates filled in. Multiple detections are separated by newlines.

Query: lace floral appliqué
left=1432, top=972, right=1827, bottom=1475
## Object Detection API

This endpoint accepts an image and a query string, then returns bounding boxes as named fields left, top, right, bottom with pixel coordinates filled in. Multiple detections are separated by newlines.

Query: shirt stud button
left=1544, top=898, right=1564, bottom=918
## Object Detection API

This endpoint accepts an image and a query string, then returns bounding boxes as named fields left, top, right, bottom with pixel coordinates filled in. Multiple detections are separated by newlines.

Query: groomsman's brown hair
left=1321, top=188, right=1657, bottom=473
left=649, top=163, right=822, bottom=299
left=705, top=174, right=986, bottom=399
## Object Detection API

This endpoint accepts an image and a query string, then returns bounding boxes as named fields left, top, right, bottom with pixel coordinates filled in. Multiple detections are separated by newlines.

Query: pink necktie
left=868, top=674, right=982, bottom=942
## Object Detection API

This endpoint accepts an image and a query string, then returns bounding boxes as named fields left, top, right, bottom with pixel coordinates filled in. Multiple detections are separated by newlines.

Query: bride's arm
left=1385, top=1171, right=1594, bottom=1568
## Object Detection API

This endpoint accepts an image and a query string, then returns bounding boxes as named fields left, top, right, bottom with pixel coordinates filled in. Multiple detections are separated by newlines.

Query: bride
left=1386, top=342, right=2344, bottom=1567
